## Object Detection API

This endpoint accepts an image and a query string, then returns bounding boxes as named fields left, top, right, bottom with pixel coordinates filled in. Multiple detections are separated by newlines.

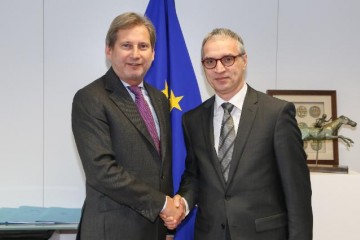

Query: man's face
left=202, top=37, right=247, bottom=100
left=106, top=25, right=155, bottom=85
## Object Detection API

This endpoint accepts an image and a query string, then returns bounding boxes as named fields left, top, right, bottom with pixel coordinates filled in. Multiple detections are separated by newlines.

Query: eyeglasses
left=201, top=53, right=245, bottom=69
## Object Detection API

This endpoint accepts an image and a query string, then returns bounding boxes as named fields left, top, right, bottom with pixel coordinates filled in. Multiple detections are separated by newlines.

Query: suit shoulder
left=73, top=76, right=107, bottom=104
left=76, top=76, right=106, bottom=94
left=256, top=90, right=291, bottom=107
left=245, top=87, right=295, bottom=118
left=183, top=96, right=213, bottom=119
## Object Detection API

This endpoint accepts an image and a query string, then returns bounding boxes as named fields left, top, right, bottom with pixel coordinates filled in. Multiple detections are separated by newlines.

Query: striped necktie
left=218, top=102, right=235, bottom=182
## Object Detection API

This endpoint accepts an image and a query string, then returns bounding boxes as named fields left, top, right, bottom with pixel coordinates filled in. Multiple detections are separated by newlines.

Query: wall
left=1, top=0, right=359, bottom=209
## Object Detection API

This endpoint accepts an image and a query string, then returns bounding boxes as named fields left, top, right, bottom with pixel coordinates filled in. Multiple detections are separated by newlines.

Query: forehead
left=116, top=25, right=151, bottom=43
left=203, top=36, right=238, bottom=57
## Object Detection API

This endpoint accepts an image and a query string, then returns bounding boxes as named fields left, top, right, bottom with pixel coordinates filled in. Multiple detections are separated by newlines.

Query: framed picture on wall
left=266, top=90, right=338, bottom=166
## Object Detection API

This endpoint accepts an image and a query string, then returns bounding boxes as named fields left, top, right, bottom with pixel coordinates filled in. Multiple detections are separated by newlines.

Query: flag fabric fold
left=145, top=0, right=201, bottom=239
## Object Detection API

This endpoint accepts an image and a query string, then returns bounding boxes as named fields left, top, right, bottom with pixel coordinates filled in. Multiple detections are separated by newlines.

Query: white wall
left=0, top=0, right=44, bottom=206
left=1, top=0, right=359, bottom=209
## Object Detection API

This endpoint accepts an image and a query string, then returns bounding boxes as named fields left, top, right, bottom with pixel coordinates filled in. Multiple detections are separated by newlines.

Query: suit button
left=221, top=223, right=225, bottom=229
left=225, top=195, right=231, bottom=200
left=161, top=175, right=165, bottom=180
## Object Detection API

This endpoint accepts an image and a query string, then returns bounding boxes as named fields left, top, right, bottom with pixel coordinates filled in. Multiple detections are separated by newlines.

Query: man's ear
left=105, top=45, right=112, bottom=60
left=242, top=54, right=248, bottom=70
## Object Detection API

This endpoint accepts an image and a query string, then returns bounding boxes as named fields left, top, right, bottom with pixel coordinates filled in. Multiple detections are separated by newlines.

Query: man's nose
left=214, top=59, right=226, bottom=72
left=130, top=46, right=140, bottom=57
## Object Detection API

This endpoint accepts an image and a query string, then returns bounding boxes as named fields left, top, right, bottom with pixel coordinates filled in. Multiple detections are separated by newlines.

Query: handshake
left=160, top=194, right=187, bottom=230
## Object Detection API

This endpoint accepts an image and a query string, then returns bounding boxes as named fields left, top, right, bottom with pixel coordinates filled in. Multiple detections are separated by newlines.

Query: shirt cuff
left=161, top=195, right=167, bottom=212
left=182, top=197, right=190, bottom=216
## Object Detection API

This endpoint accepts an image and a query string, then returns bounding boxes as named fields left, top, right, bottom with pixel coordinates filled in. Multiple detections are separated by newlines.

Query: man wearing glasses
left=163, top=28, right=313, bottom=240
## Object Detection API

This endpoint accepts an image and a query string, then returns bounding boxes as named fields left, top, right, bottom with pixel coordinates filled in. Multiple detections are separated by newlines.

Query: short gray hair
left=201, top=28, right=245, bottom=58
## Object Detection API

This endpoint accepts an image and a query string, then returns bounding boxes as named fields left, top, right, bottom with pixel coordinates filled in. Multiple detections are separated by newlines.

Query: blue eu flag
left=145, top=0, right=201, bottom=239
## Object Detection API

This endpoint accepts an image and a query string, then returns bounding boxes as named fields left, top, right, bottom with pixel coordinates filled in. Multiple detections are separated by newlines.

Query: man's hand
left=160, top=195, right=186, bottom=230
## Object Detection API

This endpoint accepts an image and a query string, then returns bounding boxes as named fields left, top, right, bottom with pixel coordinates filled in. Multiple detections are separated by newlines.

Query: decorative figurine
left=300, top=115, right=357, bottom=147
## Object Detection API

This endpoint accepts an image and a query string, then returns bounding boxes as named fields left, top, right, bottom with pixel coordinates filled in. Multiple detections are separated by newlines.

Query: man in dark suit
left=72, top=12, right=183, bottom=240
left=164, top=28, right=313, bottom=239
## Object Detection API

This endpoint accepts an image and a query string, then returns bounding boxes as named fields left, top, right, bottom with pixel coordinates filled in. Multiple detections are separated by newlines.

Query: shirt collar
left=120, top=80, right=144, bottom=88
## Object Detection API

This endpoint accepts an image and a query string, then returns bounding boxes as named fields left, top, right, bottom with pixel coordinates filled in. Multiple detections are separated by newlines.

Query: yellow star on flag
left=162, top=81, right=183, bottom=111
left=162, top=81, right=169, bottom=98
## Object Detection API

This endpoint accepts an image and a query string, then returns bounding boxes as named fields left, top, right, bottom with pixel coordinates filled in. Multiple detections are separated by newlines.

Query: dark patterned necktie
left=218, top=102, right=235, bottom=182
left=128, top=85, right=160, bottom=153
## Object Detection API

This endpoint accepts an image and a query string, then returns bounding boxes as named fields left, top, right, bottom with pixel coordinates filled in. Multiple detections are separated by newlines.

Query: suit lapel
left=104, top=68, right=158, bottom=153
left=227, top=87, right=258, bottom=186
left=202, top=97, right=227, bottom=188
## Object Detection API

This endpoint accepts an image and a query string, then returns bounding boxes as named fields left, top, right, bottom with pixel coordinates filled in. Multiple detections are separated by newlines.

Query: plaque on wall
left=267, top=90, right=357, bottom=173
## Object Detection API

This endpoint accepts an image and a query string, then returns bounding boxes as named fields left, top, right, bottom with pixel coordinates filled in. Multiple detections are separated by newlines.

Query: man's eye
left=223, top=56, right=233, bottom=63
left=139, top=43, right=150, bottom=50
left=121, top=43, right=132, bottom=49
left=205, top=59, right=215, bottom=64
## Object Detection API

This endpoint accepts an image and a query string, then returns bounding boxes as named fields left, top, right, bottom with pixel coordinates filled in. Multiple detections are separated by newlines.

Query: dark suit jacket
left=178, top=85, right=312, bottom=240
left=72, top=67, right=173, bottom=240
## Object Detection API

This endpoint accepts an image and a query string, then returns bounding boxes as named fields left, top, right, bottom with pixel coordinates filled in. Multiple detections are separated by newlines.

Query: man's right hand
left=160, top=195, right=186, bottom=230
